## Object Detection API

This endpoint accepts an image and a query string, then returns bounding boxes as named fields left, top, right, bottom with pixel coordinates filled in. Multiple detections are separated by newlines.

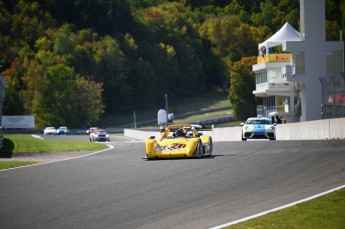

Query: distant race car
left=241, top=117, right=276, bottom=141
left=43, top=127, right=56, bottom=135
left=86, top=127, right=98, bottom=135
left=145, top=124, right=213, bottom=159
left=89, top=129, right=110, bottom=142
left=56, top=126, right=70, bottom=135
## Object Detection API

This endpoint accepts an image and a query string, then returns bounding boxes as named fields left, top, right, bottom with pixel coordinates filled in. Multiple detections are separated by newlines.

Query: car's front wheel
left=208, top=140, right=213, bottom=156
left=204, top=139, right=213, bottom=156
left=194, top=140, right=204, bottom=157
left=241, top=132, right=247, bottom=141
left=196, top=141, right=204, bottom=157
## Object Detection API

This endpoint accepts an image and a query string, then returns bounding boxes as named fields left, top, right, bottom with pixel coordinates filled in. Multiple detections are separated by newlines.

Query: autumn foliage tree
left=229, top=56, right=257, bottom=121
left=0, top=0, right=344, bottom=126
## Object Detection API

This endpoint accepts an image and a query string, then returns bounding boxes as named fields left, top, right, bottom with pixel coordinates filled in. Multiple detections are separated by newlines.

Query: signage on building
left=327, top=93, right=345, bottom=105
left=257, top=54, right=292, bottom=64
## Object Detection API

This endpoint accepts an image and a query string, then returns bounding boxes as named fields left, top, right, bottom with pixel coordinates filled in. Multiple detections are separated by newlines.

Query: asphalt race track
left=1, top=137, right=345, bottom=229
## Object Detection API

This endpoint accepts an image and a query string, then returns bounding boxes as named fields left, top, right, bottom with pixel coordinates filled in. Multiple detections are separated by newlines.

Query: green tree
left=1, top=0, right=344, bottom=127
left=325, top=0, right=344, bottom=40
left=2, top=60, right=24, bottom=115
left=122, top=34, right=159, bottom=110
left=22, top=61, right=104, bottom=128
left=229, top=56, right=257, bottom=121
left=70, top=77, right=105, bottom=127
left=53, top=24, right=77, bottom=56
left=20, top=29, right=105, bottom=128
left=74, top=0, right=133, bottom=35
left=135, top=2, right=212, bottom=98
left=200, top=15, right=267, bottom=91
left=93, top=35, right=130, bottom=112
left=10, top=0, right=54, bottom=47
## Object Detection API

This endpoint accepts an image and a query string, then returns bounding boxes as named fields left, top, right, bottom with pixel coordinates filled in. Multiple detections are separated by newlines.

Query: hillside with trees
left=1, top=0, right=344, bottom=127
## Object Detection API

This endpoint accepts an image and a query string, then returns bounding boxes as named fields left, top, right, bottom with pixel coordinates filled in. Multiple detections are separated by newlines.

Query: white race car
left=89, top=129, right=110, bottom=142
left=241, top=117, right=276, bottom=141
left=43, top=127, right=56, bottom=135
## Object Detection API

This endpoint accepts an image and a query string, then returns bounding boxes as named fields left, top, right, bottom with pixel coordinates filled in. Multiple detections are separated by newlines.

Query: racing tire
left=241, top=131, right=247, bottom=141
left=196, top=140, right=203, bottom=158
left=206, top=139, right=213, bottom=156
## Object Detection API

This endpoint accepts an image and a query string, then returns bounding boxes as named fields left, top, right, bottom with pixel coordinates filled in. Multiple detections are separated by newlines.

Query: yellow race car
left=145, top=124, right=213, bottom=159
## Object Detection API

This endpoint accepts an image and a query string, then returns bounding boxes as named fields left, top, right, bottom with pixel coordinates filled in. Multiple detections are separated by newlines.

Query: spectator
left=271, top=116, right=276, bottom=124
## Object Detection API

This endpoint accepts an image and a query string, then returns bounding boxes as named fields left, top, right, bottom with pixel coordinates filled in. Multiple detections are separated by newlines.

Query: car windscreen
left=246, top=120, right=272, bottom=125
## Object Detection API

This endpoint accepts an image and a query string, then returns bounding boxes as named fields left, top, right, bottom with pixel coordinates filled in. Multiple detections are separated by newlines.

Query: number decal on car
left=171, top=143, right=186, bottom=149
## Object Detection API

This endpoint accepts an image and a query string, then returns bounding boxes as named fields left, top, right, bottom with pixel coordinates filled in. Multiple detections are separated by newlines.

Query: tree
left=133, top=2, right=209, bottom=99
left=1, top=0, right=344, bottom=127
left=229, top=56, right=257, bottom=121
left=74, top=0, right=133, bottom=35
left=200, top=15, right=267, bottom=91
left=93, top=35, right=130, bottom=112
left=22, top=61, right=104, bottom=128
left=10, top=0, right=54, bottom=47
left=2, top=60, right=24, bottom=115
left=70, top=77, right=105, bottom=127
left=20, top=30, right=105, bottom=128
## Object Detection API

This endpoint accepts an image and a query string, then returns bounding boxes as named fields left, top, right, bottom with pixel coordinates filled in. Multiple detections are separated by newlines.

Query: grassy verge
left=173, top=110, right=232, bottom=123
left=0, top=161, right=40, bottom=170
left=225, top=188, right=345, bottom=229
left=0, top=134, right=109, bottom=170
left=0, top=134, right=108, bottom=155
left=99, top=92, right=230, bottom=127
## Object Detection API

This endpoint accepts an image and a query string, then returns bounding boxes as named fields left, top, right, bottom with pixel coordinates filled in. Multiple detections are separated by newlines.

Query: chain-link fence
left=320, top=72, right=345, bottom=119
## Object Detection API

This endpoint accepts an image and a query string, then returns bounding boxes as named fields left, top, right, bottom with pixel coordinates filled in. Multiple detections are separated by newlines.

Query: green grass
left=0, top=134, right=107, bottom=154
left=225, top=188, right=345, bottom=229
left=0, top=134, right=109, bottom=170
left=99, top=92, right=230, bottom=127
left=174, top=110, right=232, bottom=123
left=0, top=161, right=40, bottom=170
left=0, top=134, right=108, bottom=155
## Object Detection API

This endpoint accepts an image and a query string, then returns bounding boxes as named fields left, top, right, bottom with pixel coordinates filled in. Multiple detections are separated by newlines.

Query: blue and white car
left=241, top=117, right=276, bottom=141
left=56, top=126, right=70, bottom=135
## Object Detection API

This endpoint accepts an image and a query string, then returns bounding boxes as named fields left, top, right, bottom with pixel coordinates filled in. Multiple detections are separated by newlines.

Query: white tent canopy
left=259, top=22, right=301, bottom=51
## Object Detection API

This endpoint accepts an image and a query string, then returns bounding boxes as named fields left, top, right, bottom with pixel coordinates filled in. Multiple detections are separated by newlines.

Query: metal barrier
left=321, top=104, right=345, bottom=119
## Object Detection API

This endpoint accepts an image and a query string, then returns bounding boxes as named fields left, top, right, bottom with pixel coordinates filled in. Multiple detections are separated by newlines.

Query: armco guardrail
left=125, top=117, right=345, bottom=141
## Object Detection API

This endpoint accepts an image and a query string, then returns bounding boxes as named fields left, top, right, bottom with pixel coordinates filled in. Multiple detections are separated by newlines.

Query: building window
left=327, top=54, right=334, bottom=74
left=334, top=50, right=343, bottom=73
left=295, top=52, right=304, bottom=74
left=256, top=72, right=267, bottom=84
left=327, top=50, right=344, bottom=74
left=263, top=96, right=275, bottom=108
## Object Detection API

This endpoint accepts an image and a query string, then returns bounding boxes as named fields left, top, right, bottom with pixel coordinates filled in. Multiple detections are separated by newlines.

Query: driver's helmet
left=176, top=128, right=186, bottom=136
